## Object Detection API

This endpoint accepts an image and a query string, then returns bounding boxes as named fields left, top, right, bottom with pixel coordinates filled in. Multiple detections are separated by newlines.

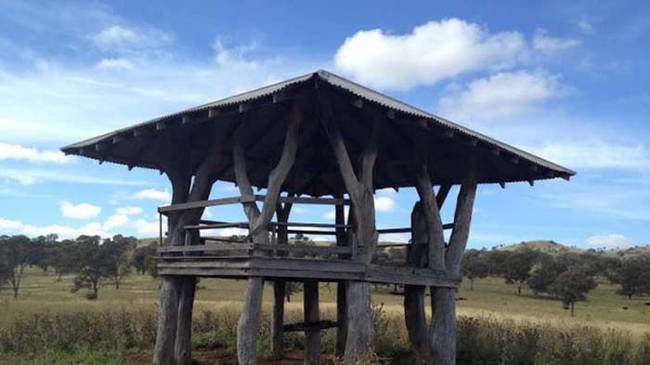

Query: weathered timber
left=271, top=280, right=286, bottom=360
left=404, top=202, right=432, bottom=364
left=235, top=102, right=301, bottom=365
left=304, top=280, right=321, bottom=365
left=430, top=178, right=477, bottom=365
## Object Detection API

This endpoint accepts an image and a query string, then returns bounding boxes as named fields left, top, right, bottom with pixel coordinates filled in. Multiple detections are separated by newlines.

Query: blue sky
left=0, top=0, right=649, bottom=249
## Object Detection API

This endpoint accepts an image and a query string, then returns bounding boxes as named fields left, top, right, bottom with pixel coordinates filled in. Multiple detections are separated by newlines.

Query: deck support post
left=271, top=201, right=293, bottom=359
left=234, top=103, right=301, bottom=365
left=404, top=202, right=433, bottom=364
left=154, top=276, right=181, bottom=365
left=334, top=194, right=347, bottom=358
left=153, top=126, right=230, bottom=365
left=319, top=95, right=380, bottom=364
left=271, top=280, right=286, bottom=360
left=304, top=280, right=320, bottom=365
left=430, top=178, right=477, bottom=365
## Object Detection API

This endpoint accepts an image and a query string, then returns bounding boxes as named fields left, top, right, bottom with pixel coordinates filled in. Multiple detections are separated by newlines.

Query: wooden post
left=174, top=276, right=196, bottom=364
left=430, top=178, right=477, bottom=365
left=304, top=280, right=320, bottom=365
left=319, top=96, right=379, bottom=364
left=404, top=202, right=433, bottom=364
left=335, top=194, right=347, bottom=357
left=153, top=126, right=230, bottom=365
left=154, top=171, right=190, bottom=365
left=271, top=200, right=292, bottom=359
left=235, top=104, right=301, bottom=365
left=271, top=280, right=286, bottom=360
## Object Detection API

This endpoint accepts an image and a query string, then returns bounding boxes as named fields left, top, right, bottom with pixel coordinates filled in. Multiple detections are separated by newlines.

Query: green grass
left=1, top=269, right=650, bottom=364
left=1, top=268, right=648, bottom=336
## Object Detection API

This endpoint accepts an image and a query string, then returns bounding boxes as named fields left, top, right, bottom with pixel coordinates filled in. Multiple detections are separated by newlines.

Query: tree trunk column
left=344, top=280, right=373, bottom=365
left=430, top=287, right=456, bottom=365
left=271, top=280, right=286, bottom=360
left=304, top=280, right=320, bottom=365
left=154, top=276, right=181, bottom=365
left=175, top=276, right=196, bottom=364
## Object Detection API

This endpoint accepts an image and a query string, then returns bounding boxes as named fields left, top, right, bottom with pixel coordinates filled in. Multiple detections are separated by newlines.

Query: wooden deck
left=156, top=251, right=459, bottom=287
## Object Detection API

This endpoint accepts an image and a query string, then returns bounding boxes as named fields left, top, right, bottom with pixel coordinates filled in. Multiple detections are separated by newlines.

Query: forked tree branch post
left=154, top=127, right=231, bottom=365
left=234, top=103, right=301, bottom=365
left=430, top=176, right=477, bottom=365
left=271, top=199, right=293, bottom=360
left=319, top=95, right=379, bottom=364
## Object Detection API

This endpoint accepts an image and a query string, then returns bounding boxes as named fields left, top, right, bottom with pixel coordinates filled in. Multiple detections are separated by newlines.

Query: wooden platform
left=156, top=255, right=459, bottom=288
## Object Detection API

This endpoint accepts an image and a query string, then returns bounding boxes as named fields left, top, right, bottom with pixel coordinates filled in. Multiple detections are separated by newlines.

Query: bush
left=1, top=306, right=649, bottom=365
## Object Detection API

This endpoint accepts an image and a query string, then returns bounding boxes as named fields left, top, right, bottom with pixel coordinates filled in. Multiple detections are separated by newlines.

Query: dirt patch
left=124, top=350, right=338, bottom=365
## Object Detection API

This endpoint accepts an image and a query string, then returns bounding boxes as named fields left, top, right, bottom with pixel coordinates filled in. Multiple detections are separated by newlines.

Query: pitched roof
left=62, top=70, right=574, bottom=194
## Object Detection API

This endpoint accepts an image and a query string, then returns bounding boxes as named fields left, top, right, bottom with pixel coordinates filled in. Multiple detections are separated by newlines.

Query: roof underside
left=62, top=70, right=575, bottom=196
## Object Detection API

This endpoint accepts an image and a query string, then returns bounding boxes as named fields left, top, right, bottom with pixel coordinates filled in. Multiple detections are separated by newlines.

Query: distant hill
left=493, top=240, right=649, bottom=257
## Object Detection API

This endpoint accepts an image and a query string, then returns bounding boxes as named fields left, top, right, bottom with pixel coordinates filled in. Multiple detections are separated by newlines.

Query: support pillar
left=175, top=276, right=196, bottom=364
left=304, top=280, right=320, bottom=365
left=271, top=280, right=286, bottom=360
left=344, top=281, right=373, bottom=365
left=430, top=287, right=456, bottom=365
left=153, top=276, right=181, bottom=365
left=237, top=277, right=265, bottom=365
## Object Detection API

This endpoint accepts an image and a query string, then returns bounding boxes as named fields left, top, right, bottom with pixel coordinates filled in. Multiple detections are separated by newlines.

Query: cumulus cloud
left=585, top=234, right=633, bottom=248
left=60, top=201, right=102, bottom=220
left=90, top=24, right=173, bottom=57
left=374, top=196, right=396, bottom=212
left=0, top=142, right=71, bottom=163
left=116, top=206, right=143, bottom=215
left=437, top=70, right=563, bottom=122
left=0, top=217, right=109, bottom=239
left=133, top=188, right=170, bottom=202
left=532, top=29, right=580, bottom=52
left=577, top=18, right=594, bottom=35
left=0, top=167, right=146, bottom=186
left=529, top=141, right=650, bottom=170
left=334, top=18, right=527, bottom=90
left=95, top=58, right=134, bottom=70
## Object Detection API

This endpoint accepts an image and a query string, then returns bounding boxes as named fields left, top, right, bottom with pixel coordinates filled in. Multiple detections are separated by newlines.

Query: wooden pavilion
left=62, top=70, right=574, bottom=365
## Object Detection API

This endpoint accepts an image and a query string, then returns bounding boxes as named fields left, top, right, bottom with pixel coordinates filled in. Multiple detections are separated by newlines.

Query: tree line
left=461, top=246, right=650, bottom=315
left=0, top=234, right=158, bottom=300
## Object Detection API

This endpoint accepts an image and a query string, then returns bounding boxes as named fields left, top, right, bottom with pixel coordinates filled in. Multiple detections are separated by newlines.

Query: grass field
left=2, top=268, right=649, bottom=335
left=1, top=268, right=650, bottom=364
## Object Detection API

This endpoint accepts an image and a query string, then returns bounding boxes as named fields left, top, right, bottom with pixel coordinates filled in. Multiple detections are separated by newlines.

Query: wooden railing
left=156, top=195, right=454, bottom=262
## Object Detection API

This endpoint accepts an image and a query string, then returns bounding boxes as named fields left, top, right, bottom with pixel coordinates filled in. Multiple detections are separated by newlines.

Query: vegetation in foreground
left=1, top=306, right=649, bottom=365
left=2, top=235, right=650, bottom=363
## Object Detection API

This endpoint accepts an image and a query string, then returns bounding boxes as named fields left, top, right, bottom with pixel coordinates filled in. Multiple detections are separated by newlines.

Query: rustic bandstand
left=63, top=70, right=574, bottom=365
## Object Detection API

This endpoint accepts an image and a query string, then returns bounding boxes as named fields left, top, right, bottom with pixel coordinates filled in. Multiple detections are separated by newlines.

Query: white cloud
left=0, top=218, right=109, bottom=239
left=0, top=38, right=315, bottom=144
left=90, top=24, right=172, bottom=56
left=116, top=206, right=143, bottom=215
left=133, top=188, right=170, bottom=202
left=103, top=214, right=129, bottom=231
left=60, top=201, right=102, bottom=220
left=529, top=141, right=650, bottom=170
left=0, top=142, right=71, bottom=163
left=0, top=218, right=23, bottom=230
left=532, top=29, right=580, bottom=52
left=374, top=196, right=396, bottom=212
left=0, top=167, right=146, bottom=185
left=96, top=58, right=134, bottom=70
left=324, top=206, right=350, bottom=220
left=577, top=18, right=594, bottom=35
left=334, top=18, right=527, bottom=90
left=437, top=70, right=563, bottom=122
left=585, top=234, right=633, bottom=249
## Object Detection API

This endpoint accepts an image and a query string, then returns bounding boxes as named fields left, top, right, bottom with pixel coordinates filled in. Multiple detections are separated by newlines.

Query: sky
left=0, top=0, right=649, bottom=249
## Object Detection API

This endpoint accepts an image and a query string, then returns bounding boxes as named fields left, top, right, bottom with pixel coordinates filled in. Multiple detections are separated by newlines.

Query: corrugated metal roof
left=62, top=69, right=575, bottom=179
